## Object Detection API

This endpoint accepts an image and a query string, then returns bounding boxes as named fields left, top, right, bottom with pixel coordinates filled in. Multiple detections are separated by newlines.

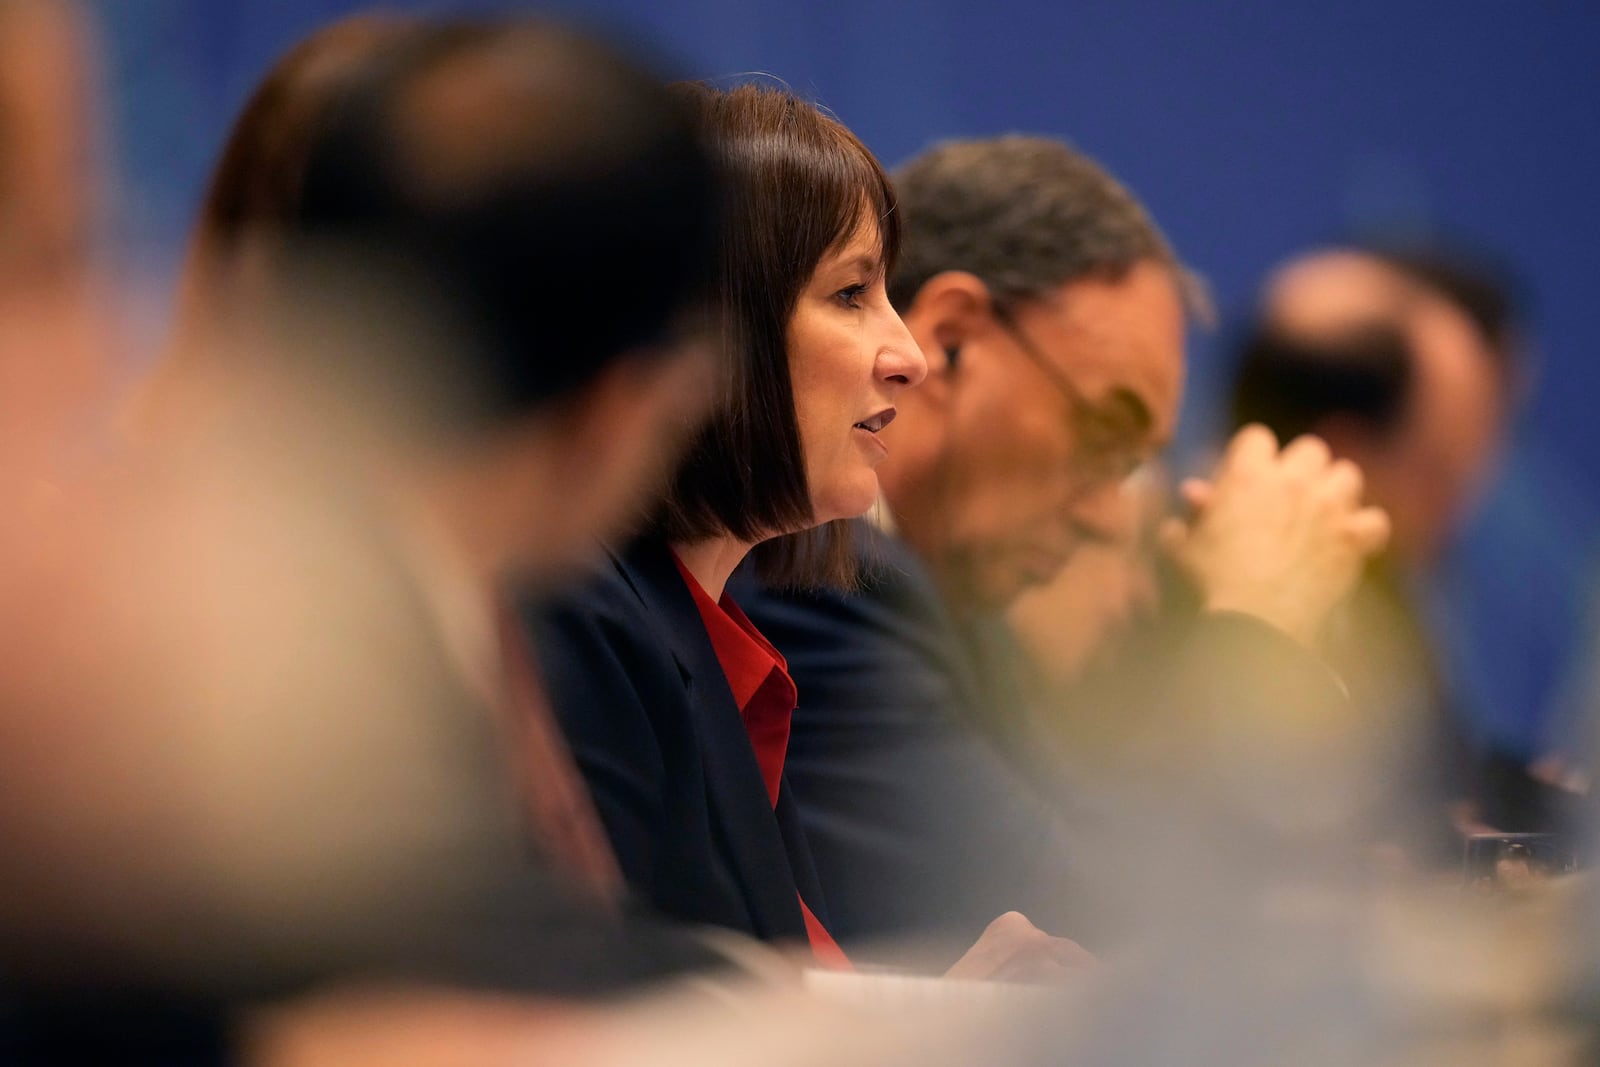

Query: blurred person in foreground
left=0, top=14, right=765, bottom=1061
left=528, top=84, right=1093, bottom=982
left=739, top=136, right=1391, bottom=959
left=0, top=0, right=106, bottom=508
left=1230, top=243, right=1576, bottom=860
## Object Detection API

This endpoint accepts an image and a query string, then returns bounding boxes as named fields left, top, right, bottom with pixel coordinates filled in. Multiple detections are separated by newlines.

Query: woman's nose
left=877, top=310, right=928, bottom=388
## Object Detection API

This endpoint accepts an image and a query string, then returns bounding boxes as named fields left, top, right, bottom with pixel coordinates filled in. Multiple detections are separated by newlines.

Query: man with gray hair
left=741, top=136, right=1389, bottom=960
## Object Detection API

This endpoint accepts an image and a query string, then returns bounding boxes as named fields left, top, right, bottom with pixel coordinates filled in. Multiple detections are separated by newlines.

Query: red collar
left=671, top=551, right=850, bottom=971
left=671, top=552, right=797, bottom=807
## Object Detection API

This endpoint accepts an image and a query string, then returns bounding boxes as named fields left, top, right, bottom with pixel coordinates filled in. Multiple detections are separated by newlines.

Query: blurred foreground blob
left=0, top=0, right=109, bottom=510
left=0, top=10, right=731, bottom=1002
left=0, top=307, right=534, bottom=992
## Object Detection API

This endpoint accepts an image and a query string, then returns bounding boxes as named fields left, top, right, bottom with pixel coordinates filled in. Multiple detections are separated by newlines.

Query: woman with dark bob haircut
left=532, top=83, right=1089, bottom=978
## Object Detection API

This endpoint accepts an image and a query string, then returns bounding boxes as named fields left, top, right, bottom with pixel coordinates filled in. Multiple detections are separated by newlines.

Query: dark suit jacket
left=734, top=524, right=1080, bottom=957
left=739, top=521, right=1353, bottom=957
left=530, top=536, right=830, bottom=946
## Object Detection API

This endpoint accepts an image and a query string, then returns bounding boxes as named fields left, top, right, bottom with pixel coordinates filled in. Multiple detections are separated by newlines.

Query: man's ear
left=902, top=271, right=992, bottom=380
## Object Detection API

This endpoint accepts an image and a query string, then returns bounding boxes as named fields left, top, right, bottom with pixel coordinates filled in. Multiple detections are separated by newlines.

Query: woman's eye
left=835, top=284, right=868, bottom=309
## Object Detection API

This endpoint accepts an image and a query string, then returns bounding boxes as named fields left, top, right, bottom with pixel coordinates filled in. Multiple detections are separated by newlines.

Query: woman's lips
left=852, top=424, right=889, bottom=458
left=853, top=407, right=896, bottom=434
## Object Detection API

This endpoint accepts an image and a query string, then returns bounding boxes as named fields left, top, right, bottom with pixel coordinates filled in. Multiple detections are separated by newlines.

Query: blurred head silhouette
left=163, top=17, right=726, bottom=582
left=153, top=13, right=420, bottom=376
left=1231, top=243, right=1520, bottom=566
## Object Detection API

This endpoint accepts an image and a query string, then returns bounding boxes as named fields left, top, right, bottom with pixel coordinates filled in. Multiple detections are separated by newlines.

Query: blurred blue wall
left=90, top=0, right=1600, bottom=757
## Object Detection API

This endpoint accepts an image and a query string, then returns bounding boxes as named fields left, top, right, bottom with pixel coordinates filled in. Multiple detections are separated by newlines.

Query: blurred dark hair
left=1230, top=324, right=1414, bottom=441
left=128, top=14, right=422, bottom=434
left=1229, top=242, right=1522, bottom=440
left=887, top=135, right=1203, bottom=318
left=183, top=13, right=420, bottom=312
left=278, top=19, right=722, bottom=439
left=1364, top=241, right=1523, bottom=370
left=647, top=82, right=899, bottom=588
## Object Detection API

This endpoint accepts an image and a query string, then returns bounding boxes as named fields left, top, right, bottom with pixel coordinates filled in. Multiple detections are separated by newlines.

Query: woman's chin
left=811, top=478, right=881, bottom=525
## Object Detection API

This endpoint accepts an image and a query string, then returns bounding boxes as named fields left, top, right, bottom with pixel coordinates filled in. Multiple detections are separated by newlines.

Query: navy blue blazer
left=735, top=523, right=1081, bottom=955
left=528, top=537, right=829, bottom=946
left=739, top=521, right=1352, bottom=956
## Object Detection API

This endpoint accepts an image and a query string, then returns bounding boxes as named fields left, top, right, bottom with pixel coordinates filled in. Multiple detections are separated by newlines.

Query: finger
left=1223, top=423, right=1279, bottom=469
left=1323, top=458, right=1364, bottom=503
left=945, top=911, right=1046, bottom=980
left=1044, top=936, right=1098, bottom=968
left=1179, top=478, right=1214, bottom=513
left=983, top=910, right=1040, bottom=937
left=993, top=952, right=1076, bottom=985
left=1281, top=433, right=1331, bottom=473
left=988, top=936, right=1094, bottom=984
left=1344, top=506, right=1391, bottom=553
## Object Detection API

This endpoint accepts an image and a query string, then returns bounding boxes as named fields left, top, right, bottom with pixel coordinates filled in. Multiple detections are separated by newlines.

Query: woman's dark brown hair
left=652, top=82, right=900, bottom=587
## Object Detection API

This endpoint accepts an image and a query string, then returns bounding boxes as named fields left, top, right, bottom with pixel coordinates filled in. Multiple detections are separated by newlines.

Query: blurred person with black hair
left=0, top=14, right=752, bottom=1062
left=739, top=137, right=1391, bottom=959
left=1230, top=243, right=1576, bottom=858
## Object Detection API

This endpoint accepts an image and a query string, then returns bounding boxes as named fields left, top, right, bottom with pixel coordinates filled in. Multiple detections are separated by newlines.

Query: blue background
left=88, top=0, right=1600, bottom=758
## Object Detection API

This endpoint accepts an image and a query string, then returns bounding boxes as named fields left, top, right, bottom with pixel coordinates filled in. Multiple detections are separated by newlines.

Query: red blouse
left=672, top=553, right=851, bottom=970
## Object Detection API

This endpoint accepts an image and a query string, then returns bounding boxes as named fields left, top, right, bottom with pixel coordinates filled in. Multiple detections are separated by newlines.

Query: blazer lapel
left=615, top=540, right=808, bottom=942
left=859, top=524, right=988, bottom=713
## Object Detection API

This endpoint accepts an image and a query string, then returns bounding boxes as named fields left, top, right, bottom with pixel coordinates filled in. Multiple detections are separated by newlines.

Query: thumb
left=1044, top=936, right=1098, bottom=968
left=1179, top=478, right=1214, bottom=514
left=1346, top=506, right=1392, bottom=554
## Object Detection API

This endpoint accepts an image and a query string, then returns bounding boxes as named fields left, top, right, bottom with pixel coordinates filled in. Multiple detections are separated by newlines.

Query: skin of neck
left=671, top=534, right=757, bottom=602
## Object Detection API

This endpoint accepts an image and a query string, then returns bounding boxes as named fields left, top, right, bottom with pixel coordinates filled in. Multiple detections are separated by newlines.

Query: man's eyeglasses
left=990, top=301, right=1152, bottom=487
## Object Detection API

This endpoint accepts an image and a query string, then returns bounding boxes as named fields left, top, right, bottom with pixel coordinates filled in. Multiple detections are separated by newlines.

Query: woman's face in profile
left=784, top=218, right=925, bottom=527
